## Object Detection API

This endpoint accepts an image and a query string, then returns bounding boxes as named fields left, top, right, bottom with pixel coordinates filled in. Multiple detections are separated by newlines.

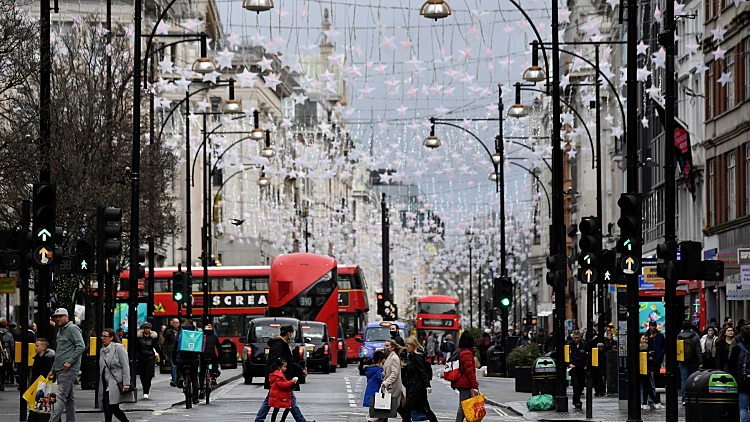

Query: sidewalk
left=0, top=367, right=242, bottom=415
left=476, top=372, right=686, bottom=421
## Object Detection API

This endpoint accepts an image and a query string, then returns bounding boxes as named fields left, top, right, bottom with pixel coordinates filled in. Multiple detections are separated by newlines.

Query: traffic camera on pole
left=32, top=183, right=56, bottom=267
left=577, top=216, right=600, bottom=284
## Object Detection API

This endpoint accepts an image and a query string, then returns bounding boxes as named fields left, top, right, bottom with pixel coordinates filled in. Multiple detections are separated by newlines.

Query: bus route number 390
left=298, top=297, right=313, bottom=307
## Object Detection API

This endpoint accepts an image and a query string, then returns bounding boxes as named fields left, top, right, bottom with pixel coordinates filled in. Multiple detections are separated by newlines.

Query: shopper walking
left=450, top=331, right=479, bottom=422
left=48, top=308, right=85, bottom=422
left=728, top=325, right=750, bottom=422
left=715, top=326, right=736, bottom=372
left=401, top=336, right=439, bottom=422
left=677, top=321, right=702, bottom=405
left=701, top=326, right=718, bottom=369
left=567, top=330, right=587, bottom=410
left=163, top=318, right=180, bottom=387
left=98, top=328, right=131, bottom=422
left=639, top=333, right=662, bottom=409
left=368, top=339, right=404, bottom=422
left=135, top=322, right=161, bottom=399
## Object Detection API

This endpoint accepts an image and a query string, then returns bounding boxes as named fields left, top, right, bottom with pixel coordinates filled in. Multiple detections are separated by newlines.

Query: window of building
left=746, top=144, right=750, bottom=216
left=727, top=49, right=735, bottom=110
left=729, top=151, right=736, bottom=220
left=709, top=159, right=715, bottom=226
left=745, top=39, right=750, bottom=101
left=707, top=63, right=714, bottom=119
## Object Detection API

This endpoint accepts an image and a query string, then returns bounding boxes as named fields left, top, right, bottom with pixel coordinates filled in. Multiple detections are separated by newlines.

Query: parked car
left=357, top=321, right=408, bottom=375
left=300, top=321, right=337, bottom=374
left=240, top=317, right=307, bottom=385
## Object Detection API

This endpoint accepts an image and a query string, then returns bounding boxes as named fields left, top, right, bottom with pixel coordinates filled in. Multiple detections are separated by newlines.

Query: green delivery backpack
left=178, top=330, right=204, bottom=354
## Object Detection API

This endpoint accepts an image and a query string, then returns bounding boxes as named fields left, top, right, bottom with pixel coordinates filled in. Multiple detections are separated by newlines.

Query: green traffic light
left=174, top=292, right=183, bottom=301
left=501, top=297, right=511, bottom=307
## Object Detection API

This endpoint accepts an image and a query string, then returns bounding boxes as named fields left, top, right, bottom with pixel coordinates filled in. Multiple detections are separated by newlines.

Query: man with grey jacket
left=48, top=308, right=85, bottom=422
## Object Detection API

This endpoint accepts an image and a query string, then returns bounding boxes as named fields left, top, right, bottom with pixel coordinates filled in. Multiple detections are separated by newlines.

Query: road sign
left=0, top=277, right=14, bottom=294
left=738, top=248, right=750, bottom=285
left=603, top=269, right=614, bottom=283
left=33, top=247, right=53, bottom=266
left=36, top=228, right=52, bottom=242
left=641, top=257, right=658, bottom=266
left=621, top=256, right=639, bottom=275
left=640, top=266, right=665, bottom=289
left=623, top=239, right=632, bottom=251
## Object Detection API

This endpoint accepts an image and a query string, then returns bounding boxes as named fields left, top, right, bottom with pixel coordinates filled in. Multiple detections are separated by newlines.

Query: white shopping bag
left=373, top=390, right=393, bottom=410
left=32, top=378, right=58, bottom=415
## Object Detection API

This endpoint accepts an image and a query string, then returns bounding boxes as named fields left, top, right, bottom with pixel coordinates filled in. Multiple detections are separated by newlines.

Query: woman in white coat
left=369, top=339, right=405, bottom=422
left=98, top=328, right=131, bottom=422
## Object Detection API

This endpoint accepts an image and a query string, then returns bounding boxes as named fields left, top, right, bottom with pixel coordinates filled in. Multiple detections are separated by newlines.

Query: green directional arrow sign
left=624, top=239, right=632, bottom=251
left=37, top=228, right=51, bottom=242
left=584, top=254, right=591, bottom=265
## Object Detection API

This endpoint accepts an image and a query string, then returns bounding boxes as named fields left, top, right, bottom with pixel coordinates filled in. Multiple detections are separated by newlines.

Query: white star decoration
left=718, top=72, right=733, bottom=87
left=215, top=48, right=235, bottom=70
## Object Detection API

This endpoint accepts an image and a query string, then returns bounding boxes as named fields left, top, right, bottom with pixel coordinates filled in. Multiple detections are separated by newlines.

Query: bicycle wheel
left=185, top=375, right=192, bottom=409
left=205, top=373, right=211, bottom=405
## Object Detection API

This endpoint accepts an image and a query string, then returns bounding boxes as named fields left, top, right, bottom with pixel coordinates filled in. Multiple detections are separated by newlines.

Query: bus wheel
left=244, top=376, right=253, bottom=385
left=340, top=359, right=348, bottom=369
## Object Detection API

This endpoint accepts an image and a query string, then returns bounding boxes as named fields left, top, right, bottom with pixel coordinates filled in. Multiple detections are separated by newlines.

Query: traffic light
left=617, top=193, right=642, bottom=276
left=73, top=239, right=95, bottom=274
left=376, top=292, right=385, bottom=316
left=656, top=240, right=678, bottom=279
left=172, top=270, right=185, bottom=302
left=578, top=216, right=600, bottom=284
left=600, top=249, right=617, bottom=284
left=32, top=183, right=56, bottom=267
left=494, top=276, right=513, bottom=308
left=137, top=247, right=146, bottom=279
left=679, top=241, right=702, bottom=280
left=545, top=254, right=566, bottom=286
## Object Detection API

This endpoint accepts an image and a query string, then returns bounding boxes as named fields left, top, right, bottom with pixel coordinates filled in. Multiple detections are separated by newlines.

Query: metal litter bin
left=220, top=339, right=238, bottom=369
left=532, top=357, right=556, bottom=396
left=80, top=355, right=98, bottom=390
left=486, top=345, right=505, bottom=377
left=684, top=369, right=739, bottom=422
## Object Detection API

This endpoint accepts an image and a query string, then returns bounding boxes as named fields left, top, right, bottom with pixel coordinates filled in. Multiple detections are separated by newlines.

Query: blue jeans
left=171, top=355, right=178, bottom=382
left=741, top=391, right=750, bottom=422
left=639, top=373, right=657, bottom=405
left=255, top=391, right=306, bottom=422
left=679, top=361, right=698, bottom=402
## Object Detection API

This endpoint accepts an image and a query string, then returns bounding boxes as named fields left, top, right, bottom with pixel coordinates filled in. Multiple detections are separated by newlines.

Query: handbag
left=368, top=388, right=399, bottom=418
left=104, top=345, right=137, bottom=404
left=461, top=390, right=487, bottom=422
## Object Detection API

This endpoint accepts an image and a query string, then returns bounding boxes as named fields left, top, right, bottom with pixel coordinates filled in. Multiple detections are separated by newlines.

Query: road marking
left=344, top=376, right=357, bottom=407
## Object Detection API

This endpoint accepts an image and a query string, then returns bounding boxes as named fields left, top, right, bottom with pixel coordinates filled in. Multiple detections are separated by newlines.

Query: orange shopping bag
left=460, top=389, right=486, bottom=422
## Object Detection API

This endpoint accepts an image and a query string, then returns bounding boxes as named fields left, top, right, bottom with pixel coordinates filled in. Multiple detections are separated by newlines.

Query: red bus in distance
left=267, top=253, right=340, bottom=371
left=337, top=265, right=370, bottom=363
left=119, top=266, right=270, bottom=352
left=416, top=295, right=460, bottom=351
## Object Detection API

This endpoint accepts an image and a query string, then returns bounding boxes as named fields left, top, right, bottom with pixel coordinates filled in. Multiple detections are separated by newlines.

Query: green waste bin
left=531, top=357, right=556, bottom=396
left=685, top=369, right=739, bottom=422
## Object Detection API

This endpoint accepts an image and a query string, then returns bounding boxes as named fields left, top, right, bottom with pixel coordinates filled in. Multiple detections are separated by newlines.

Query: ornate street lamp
left=523, top=41, right=547, bottom=83
left=192, top=35, right=216, bottom=74
left=260, top=130, right=276, bottom=158
left=249, top=109, right=265, bottom=141
left=257, top=169, right=270, bottom=187
left=221, top=79, right=242, bottom=114
left=507, top=83, right=529, bottom=118
left=420, top=0, right=452, bottom=20
left=423, top=121, right=441, bottom=148
left=242, top=0, right=274, bottom=13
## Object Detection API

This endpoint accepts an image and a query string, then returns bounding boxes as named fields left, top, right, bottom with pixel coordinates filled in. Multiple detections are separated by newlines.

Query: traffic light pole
left=381, top=193, right=390, bottom=302
left=626, top=0, right=642, bottom=418
left=661, top=1, right=679, bottom=419
left=185, top=92, right=193, bottom=318
left=551, top=0, right=568, bottom=411
left=129, top=0, right=142, bottom=382
left=18, top=200, right=30, bottom=422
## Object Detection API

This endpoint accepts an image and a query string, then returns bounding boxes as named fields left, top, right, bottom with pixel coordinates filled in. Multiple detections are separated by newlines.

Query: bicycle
left=183, top=366, right=193, bottom=409
left=200, top=358, right=219, bottom=404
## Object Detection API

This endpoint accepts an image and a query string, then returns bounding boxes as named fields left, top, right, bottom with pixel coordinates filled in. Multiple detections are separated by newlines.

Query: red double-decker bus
left=119, top=266, right=270, bottom=352
left=338, top=265, right=369, bottom=363
left=267, top=253, right=340, bottom=372
left=416, top=295, right=460, bottom=352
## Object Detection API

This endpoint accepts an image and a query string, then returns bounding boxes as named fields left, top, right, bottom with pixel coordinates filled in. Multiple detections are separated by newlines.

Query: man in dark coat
left=254, top=325, right=314, bottom=422
left=567, top=330, right=587, bottom=409
left=163, top=318, right=180, bottom=386
left=198, top=324, right=221, bottom=398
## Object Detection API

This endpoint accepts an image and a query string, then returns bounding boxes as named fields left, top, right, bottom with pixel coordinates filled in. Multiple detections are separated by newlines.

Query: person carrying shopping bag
left=136, top=322, right=162, bottom=399
left=402, top=336, right=439, bottom=422
left=368, top=339, right=404, bottom=422
left=98, top=328, right=133, bottom=422
left=451, top=332, right=480, bottom=422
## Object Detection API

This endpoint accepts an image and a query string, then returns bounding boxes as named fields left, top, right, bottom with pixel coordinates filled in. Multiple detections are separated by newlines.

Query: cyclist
left=172, top=320, right=199, bottom=405
left=199, top=324, right=222, bottom=399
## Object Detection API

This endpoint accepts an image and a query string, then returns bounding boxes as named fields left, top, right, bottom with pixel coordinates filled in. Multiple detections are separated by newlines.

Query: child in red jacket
left=268, top=358, right=298, bottom=422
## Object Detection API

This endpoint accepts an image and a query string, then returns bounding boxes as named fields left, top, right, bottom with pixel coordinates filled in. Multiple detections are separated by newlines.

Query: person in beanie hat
left=136, top=322, right=161, bottom=399
left=728, top=324, right=750, bottom=421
